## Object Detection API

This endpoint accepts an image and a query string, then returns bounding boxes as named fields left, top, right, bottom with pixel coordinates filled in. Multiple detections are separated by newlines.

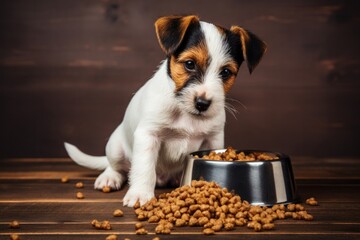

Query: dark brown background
left=1, top=0, right=359, bottom=158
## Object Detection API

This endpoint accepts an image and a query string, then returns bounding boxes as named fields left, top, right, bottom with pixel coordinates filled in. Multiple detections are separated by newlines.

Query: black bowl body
left=181, top=149, right=299, bottom=205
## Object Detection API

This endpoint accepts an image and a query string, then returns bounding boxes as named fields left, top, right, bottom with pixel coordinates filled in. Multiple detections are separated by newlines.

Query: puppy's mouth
left=190, top=110, right=204, bottom=117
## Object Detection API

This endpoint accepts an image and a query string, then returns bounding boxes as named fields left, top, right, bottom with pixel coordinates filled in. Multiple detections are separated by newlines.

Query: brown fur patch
left=170, top=41, right=209, bottom=91
left=170, top=55, right=189, bottom=91
left=222, top=61, right=239, bottom=93
left=155, top=15, right=200, bottom=55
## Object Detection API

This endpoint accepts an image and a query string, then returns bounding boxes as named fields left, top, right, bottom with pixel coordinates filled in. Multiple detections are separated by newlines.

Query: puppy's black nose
left=195, top=97, right=211, bottom=112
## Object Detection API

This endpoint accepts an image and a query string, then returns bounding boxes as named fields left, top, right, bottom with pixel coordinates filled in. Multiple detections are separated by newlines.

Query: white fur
left=65, top=21, right=231, bottom=207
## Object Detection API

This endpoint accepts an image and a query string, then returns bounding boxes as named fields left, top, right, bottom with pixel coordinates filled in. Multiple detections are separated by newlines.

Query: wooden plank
left=1, top=157, right=359, bottom=180
left=0, top=202, right=358, bottom=223
left=0, top=233, right=359, bottom=240
left=0, top=178, right=359, bottom=202
left=1, top=223, right=359, bottom=234
left=0, top=224, right=360, bottom=239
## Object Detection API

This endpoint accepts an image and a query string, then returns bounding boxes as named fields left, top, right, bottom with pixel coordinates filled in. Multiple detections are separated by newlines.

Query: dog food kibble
left=306, top=197, right=319, bottom=206
left=195, top=147, right=279, bottom=161
left=91, top=219, right=112, bottom=230
left=152, top=237, right=161, bottom=240
left=10, top=234, right=20, bottom=240
left=203, top=228, right=215, bottom=235
left=113, top=209, right=124, bottom=217
left=135, top=222, right=143, bottom=230
left=9, top=220, right=20, bottom=229
left=102, top=186, right=111, bottom=193
left=75, top=182, right=84, bottom=188
left=134, top=180, right=315, bottom=234
left=105, top=235, right=118, bottom=240
left=76, top=192, right=84, bottom=199
left=61, top=176, right=69, bottom=183
left=135, top=228, right=148, bottom=235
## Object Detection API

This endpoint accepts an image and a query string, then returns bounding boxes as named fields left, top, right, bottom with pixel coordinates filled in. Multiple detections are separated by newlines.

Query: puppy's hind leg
left=94, top=127, right=129, bottom=190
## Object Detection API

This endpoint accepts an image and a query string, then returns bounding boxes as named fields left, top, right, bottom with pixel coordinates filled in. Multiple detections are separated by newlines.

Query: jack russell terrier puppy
left=64, top=15, right=267, bottom=207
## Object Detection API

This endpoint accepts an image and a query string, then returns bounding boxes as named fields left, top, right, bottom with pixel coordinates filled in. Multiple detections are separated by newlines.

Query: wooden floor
left=0, top=157, right=359, bottom=240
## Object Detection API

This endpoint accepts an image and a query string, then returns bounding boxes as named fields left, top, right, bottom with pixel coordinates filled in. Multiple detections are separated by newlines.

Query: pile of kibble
left=194, top=147, right=280, bottom=161
left=134, top=180, right=315, bottom=234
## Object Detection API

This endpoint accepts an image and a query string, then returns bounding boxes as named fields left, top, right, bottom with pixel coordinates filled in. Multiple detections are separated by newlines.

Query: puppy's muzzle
left=195, top=97, right=212, bottom=112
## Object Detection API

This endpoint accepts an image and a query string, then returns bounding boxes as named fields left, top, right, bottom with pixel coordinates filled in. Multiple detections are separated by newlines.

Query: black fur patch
left=223, top=29, right=244, bottom=69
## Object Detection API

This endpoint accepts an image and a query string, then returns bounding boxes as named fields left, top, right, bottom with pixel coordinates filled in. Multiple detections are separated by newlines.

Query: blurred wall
left=0, top=0, right=359, bottom=158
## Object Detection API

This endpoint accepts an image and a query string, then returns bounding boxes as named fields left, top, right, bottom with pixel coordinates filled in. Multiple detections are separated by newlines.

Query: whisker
left=226, top=97, right=247, bottom=110
left=225, top=102, right=238, bottom=120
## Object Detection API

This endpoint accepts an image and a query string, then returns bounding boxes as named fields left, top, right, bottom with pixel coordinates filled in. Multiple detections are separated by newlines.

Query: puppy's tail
left=64, top=142, right=109, bottom=170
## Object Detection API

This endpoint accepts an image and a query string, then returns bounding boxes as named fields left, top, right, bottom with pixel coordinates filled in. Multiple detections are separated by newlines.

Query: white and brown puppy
left=64, top=15, right=267, bottom=207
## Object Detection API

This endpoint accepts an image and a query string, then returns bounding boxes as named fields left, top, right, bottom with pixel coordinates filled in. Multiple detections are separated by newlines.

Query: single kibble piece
left=305, top=197, right=319, bottom=206
left=10, top=234, right=20, bottom=240
left=75, top=182, right=84, bottom=188
left=76, top=192, right=84, bottom=199
left=102, top=186, right=111, bottom=193
left=9, top=220, right=20, bottom=229
left=263, top=223, right=275, bottom=230
left=153, top=237, right=161, bottom=240
left=203, top=228, right=215, bottom=235
left=133, top=201, right=141, bottom=209
left=113, top=209, right=124, bottom=217
left=135, top=228, right=148, bottom=235
left=105, top=234, right=118, bottom=240
left=135, top=222, right=143, bottom=230
left=61, top=176, right=69, bottom=183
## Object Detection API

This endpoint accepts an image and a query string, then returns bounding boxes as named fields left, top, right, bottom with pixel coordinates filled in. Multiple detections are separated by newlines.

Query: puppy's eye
left=220, top=68, right=232, bottom=81
left=184, top=60, right=196, bottom=71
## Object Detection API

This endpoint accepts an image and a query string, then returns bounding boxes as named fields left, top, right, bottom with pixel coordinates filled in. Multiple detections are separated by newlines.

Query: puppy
left=64, top=15, right=267, bottom=207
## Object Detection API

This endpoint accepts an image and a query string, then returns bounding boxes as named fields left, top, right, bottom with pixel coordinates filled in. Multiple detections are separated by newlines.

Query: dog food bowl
left=180, top=149, right=299, bottom=206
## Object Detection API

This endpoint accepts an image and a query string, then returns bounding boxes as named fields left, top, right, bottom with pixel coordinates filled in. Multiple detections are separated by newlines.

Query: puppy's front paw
left=94, top=167, right=124, bottom=190
left=123, top=188, right=154, bottom=207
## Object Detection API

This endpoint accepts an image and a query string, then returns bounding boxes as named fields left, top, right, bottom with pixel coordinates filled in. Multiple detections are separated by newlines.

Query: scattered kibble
left=194, top=147, right=279, bottom=161
left=91, top=219, right=112, bottom=230
left=76, top=192, right=84, bottom=199
left=306, top=197, right=319, bottom=206
left=113, top=209, right=124, bottom=217
left=102, top=186, right=111, bottom=193
left=61, top=176, right=69, bottom=183
left=134, top=180, right=314, bottom=234
left=75, top=182, right=84, bottom=188
left=9, top=220, right=20, bottom=229
left=105, top=234, right=118, bottom=240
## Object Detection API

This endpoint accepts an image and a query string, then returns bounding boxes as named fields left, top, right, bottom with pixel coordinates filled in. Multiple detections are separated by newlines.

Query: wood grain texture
left=0, top=158, right=359, bottom=239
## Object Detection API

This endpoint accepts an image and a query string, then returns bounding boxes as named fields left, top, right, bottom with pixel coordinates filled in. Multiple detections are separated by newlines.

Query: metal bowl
left=180, top=149, right=299, bottom=206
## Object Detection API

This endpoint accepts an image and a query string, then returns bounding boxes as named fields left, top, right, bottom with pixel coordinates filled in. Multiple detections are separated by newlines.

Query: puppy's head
left=155, top=15, right=267, bottom=118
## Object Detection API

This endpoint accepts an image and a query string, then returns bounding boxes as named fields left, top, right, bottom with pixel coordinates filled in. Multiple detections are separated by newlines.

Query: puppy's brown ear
left=155, top=15, right=200, bottom=55
left=230, top=26, right=267, bottom=74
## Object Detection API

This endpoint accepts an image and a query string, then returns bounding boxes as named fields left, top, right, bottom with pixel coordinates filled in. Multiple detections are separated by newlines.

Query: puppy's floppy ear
left=155, top=15, right=200, bottom=56
left=230, top=26, right=267, bottom=74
